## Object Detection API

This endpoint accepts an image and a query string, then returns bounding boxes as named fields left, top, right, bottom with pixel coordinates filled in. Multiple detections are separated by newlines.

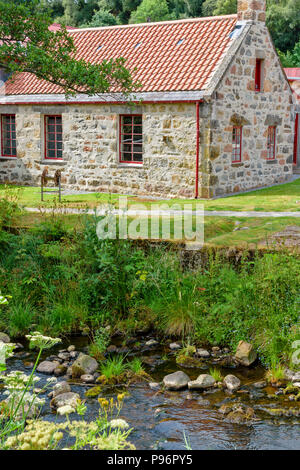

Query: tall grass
left=0, top=210, right=299, bottom=366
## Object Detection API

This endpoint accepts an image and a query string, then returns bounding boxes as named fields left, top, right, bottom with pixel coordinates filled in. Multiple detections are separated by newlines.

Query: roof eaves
left=0, top=90, right=205, bottom=105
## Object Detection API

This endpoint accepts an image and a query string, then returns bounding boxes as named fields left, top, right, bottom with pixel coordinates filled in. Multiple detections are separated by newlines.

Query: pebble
left=149, top=382, right=160, bottom=390
left=145, top=339, right=159, bottom=347
left=80, top=374, right=95, bottom=383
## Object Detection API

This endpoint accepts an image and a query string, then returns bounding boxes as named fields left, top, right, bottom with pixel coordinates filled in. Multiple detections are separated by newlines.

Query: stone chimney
left=237, top=0, right=266, bottom=22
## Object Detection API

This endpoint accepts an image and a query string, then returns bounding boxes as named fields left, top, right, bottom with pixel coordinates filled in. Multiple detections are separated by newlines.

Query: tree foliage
left=0, top=0, right=138, bottom=96
left=278, top=40, right=300, bottom=68
left=129, top=0, right=171, bottom=24
left=213, top=0, right=236, bottom=16
left=266, top=0, right=300, bottom=53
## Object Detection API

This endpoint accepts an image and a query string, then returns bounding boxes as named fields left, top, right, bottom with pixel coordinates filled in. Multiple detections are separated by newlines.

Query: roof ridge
left=70, top=14, right=238, bottom=33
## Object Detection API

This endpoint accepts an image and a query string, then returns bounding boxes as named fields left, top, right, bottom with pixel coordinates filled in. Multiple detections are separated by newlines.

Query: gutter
left=195, top=100, right=203, bottom=199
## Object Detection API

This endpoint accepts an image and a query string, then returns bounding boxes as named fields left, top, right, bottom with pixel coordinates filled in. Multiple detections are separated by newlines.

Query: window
left=267, top=126, right=276, bottom=160
left=45, top=115, right=63, bottom=160
left=255, top=59, right=262, bottom=92
left=119, top=115, right=143, bottom=164
left=232, top=126, right=242, bottom=163
left=1, top=114, right=16, bottom=157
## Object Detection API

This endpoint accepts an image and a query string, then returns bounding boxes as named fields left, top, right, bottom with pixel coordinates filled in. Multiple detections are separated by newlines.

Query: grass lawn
left=12, top=211, right=300, bottom=249
left=1, top=177, right=300, bottom=212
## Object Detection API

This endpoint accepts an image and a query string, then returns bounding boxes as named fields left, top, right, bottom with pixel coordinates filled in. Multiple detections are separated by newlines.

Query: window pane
left=123, top=125, right=132, bottom=134
left=122, top=153, right=132, bottom=161
left=133, top=144, right=142, bottom=153
left=133, top=153, right=143, bottom=162
left=123, top=116, right=132, bottom=125
left=47, top=149, right=55, bottom=158
left=133, top=126, right=142, bottom=134
left=133, top=116, right=142, bottom=125
left=48, top=133, right=55, bottom=141
left=122, top=144, right=132, bottom=153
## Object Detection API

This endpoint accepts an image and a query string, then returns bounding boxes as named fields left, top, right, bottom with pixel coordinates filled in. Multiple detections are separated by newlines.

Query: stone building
left=0, top=0, right=297, bottom=198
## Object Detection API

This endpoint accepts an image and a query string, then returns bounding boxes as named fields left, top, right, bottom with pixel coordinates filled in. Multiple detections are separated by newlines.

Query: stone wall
left=202, top=22, right=295, bottom=198
left=0, top=102, right=197, bottom=198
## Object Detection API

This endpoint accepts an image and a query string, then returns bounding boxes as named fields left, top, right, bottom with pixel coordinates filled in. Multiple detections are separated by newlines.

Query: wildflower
left=109, top=419, right=129, bottom=429
left=46, top=377, right=57, bottom=384
left=98, top=398, right=109, bottom=408
left=117, top=393, right=126, bottom=402
left=53, top=432, right=63, bottom=441
left=25, top=331, right=62, bottom=350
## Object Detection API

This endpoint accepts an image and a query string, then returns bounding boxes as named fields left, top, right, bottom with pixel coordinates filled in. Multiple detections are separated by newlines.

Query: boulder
left=188, top=374, right=215, bottom=390
left=169, top=342, right=181, bottom=350
left=223, top=374, right=241, bottom=391
left=51, top=392, right=80, bottom=409
left=0, top=332, right=10, bottom=343
left=68, top=345, right=76, bottom=352
left=37, top=360, right=59, bottom=375
left=163, top=371, right=190, bottom=390
left=234, top=341, right=257, bottom=366
left=71, top=353, right=98, bottom=378
left=52, top=381, right=71, bottom=399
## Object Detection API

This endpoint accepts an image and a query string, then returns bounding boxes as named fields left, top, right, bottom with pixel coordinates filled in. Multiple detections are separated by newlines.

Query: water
left=2, top=337, right=300, bottom=450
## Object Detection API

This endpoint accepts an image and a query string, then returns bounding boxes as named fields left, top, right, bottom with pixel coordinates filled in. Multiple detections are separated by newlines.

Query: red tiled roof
left=48, top=23, right=77, bottom=31
left=4, top=15, right=238, bottom=95
left=284, top=68, right=300, bottom=80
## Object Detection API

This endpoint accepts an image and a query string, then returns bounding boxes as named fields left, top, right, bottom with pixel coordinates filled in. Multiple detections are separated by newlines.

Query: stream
left=2, top=335, right=300, bottom=450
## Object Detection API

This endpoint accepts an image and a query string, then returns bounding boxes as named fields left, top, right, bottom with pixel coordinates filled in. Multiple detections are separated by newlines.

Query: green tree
left=76, top=0, right=99, bottom=25
left=278, top=40, right=300, bottom=67
left=0, top=0, right=138, bottom=96
left=129, top=0, right=171, bottom=23
left=213, top=0, right=236, bottom=15
left=62, top=0, right=78, bottom=25
left=183, top=0, right=203, bottom=16
left=267, top=0, right=300, bottom=53
left=201, top=0, right=217, bottom=16
left=82, top=8, right=119, bottom=26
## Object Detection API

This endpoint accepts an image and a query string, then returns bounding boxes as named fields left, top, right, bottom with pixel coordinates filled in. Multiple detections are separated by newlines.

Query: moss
left=84, top=386, right=102, bottom=398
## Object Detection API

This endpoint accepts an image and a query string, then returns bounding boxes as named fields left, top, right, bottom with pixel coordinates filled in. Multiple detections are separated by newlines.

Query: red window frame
left=232, top=126, right=242, bottom=163
left=1, top=114, right=16, bottom=157
left=44, top=115, right=63, bottom=160
left=119, top=114, right=143, bottom=164
left=255, top=59, right=262, bottom=92
left=267, top=126, right=276, bottom=160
